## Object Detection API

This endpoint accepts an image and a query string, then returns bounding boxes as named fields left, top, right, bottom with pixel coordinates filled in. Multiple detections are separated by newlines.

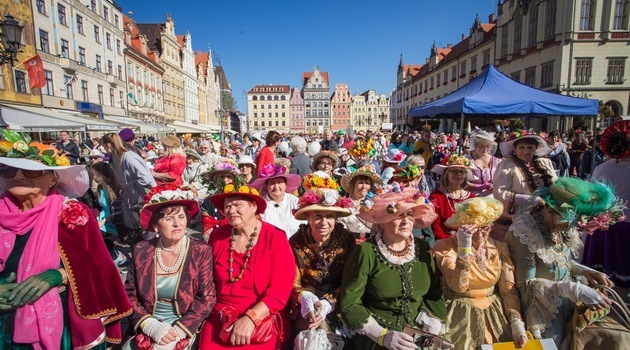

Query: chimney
left=488, top=13, right=496, bottom=22
left=462, top=33, right=466, bottom=40
left=447, top=43, right=452, bottom=49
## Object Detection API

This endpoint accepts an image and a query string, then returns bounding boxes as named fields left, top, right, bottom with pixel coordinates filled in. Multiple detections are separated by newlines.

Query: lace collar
left=374, top=231, right=415, bottom=265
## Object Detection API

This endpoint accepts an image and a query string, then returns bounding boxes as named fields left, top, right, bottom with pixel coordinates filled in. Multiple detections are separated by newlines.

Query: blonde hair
left=164, top=145, right=186, bottom=157
left=406, top=155, right=425, bottom=167
left=439, top=168, right=469, bottom=189
left=101, top=133, right=128, bottom=159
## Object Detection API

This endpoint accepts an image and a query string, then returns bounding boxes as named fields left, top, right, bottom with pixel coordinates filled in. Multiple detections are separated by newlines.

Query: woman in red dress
left=198, top=184, right=295, bottom=349
left=151, top=135, right=187, bottom=186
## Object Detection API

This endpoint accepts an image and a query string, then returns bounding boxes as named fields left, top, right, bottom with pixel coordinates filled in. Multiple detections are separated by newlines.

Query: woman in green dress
left=339, top=187, right=451, bottom=350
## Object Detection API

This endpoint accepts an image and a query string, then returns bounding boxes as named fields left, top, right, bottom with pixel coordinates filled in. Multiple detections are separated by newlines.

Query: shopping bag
left=480, top=338, right=557, bottom=350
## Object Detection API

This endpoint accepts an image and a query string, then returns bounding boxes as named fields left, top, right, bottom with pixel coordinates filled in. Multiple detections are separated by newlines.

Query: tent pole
left=590, top=115, right=597, bottom=177
left=460, top=112, right=465, bottom=152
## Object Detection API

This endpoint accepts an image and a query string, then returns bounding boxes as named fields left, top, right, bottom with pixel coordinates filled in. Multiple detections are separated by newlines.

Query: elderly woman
left=182, top=149, right=209, bottom=199
left=198, top=185, right=295, bottom=349
left=288, top=136, right=311, bottom=178
left=251, top=163, right=303, bottom=237
left=152, top=135, right=187, bottom=187
left=338, top=165, right=382, bottom=242
left=433, top=198, right=527, bottom=349
left=429, top=155, right=475, bottom=240
left=237, top=155, right=256, bottom=184
left=201, top=159, right=241, bottom=241
left=404, top=155, right=435, bottom=195
left=466, top=131, right=501, bottom=197
left=492, top=132, right=557, bottom=242
left=124, top=185, right=216, bottom=349
left=340, top=187, right=450, bottom=350
left=311, top=151, right=340, bottom=178
left=289, top=173, right=356, bottom=348
left=547, top=130, right=570, bottom=177
left=0, top=131, right=130, bottom=349
left=506, top=177, right=629, bottom=348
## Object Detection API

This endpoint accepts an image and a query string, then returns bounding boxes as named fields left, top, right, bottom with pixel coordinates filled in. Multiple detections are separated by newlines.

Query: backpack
left=111, top=180, right=151, bottom=243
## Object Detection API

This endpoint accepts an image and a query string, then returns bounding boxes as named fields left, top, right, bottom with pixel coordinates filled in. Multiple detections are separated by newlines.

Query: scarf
left=0, top=190, right=66, bottom=350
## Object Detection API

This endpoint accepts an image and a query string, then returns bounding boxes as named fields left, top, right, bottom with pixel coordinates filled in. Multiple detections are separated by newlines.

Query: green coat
left=339, top=237, right=446, bottom=349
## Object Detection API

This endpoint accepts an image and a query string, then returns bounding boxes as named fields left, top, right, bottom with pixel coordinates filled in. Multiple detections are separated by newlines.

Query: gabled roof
left=194, top=51, right=209, bottom=75
left=176, top=35, right=184, bottom=49
left=123, top=15, right=160, bottom=64
left=248, top=85, right=291, bottom=93
left=215, top=66, right=230, bottom=90
left=302, top=71, right=329, bottom=86
left=404, top=64, right=423, bottom=77
left=136, top=23, right=163, bottom=53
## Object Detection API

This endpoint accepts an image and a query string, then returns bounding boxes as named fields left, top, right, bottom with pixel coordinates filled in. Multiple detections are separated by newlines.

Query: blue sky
left=116, top=0, right=497, bottom=111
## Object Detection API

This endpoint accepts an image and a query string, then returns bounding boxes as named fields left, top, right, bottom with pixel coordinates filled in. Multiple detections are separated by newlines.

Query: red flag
left=24, top=55, right=46, bottom=89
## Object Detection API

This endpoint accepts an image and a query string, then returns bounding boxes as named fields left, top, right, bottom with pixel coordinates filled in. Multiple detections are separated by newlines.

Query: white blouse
left=262, top=193, right=305, bottom=238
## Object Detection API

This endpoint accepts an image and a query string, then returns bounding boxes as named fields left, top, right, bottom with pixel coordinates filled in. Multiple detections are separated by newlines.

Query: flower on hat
left=259, top=163, right=287, bottom=179
left=397, top=164, right=421, bottom=179
left=302, top=172, right=341, bottom=191
left=349, top=138, right=374, bottom=157
left=508, top=128, right=547, bottom=141
left=576, top=199, right=627, bottom=234
left=223, top=183, right=260, bottom=196
left=0, top=130, right=69, bottom=166
left=143, top=183, right=194, bottom=205
left=443, top=154, right=472, bottom=167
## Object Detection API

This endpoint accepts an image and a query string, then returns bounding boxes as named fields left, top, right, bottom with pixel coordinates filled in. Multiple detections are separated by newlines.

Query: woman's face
left=542, top=205, right=569, bottom=229
left=218, top=174, right=234, bottom=185
left=104, top=142, right=113, bottom=153
left=307, top=211, right=337, bottom=243
left=317, top=157, right=334, bottom=174
left=223, top=197, right=258, bottom=228
left=152, top=206, right=188, bottom=242
left=266, top=177, right=287, bottom=201
left=474, top=225, right=492, bottom=241
left=514, top=142, right=537, bottom=162
left=474, top=142, right=492, bottom=156
left=239, top=164, right=253, bottom=175
left=446, top=168, right=467, bottom=187
left=2, top=166, right=56, bottom=202
left=381, top=209, right=415, bottom=241
left=352, top=177, right=372, bottom=199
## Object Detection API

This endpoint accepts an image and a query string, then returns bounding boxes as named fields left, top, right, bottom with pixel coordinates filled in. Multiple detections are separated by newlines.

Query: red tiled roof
left=248, top=85, right=291, bottom=93
left=481, top=23, right=496, bottom=33
left=302, top=71, right=330, bottom=86
left=404, top=64, right=424, bottom=77
left=123, top=14, right=159, bottom=64
left=176, top=35, right=184, bottom=49
left=194, top=51, right=209, bottom=75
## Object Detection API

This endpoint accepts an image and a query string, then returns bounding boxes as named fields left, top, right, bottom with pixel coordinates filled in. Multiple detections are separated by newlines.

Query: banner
left=24, top=55, right=46, bottom=89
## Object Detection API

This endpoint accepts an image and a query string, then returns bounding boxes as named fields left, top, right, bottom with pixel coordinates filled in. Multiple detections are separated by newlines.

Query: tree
left=221, top=91, right=238, bottom=112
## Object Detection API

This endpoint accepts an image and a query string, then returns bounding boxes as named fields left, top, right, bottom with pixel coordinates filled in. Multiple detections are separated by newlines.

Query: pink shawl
left=0, top=190, right=66, bottom=349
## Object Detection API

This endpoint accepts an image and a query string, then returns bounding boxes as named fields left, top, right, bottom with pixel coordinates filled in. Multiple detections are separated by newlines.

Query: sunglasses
left=0, top=165, right=51, bottom=179
left=448, top=169, right=467, bottom=175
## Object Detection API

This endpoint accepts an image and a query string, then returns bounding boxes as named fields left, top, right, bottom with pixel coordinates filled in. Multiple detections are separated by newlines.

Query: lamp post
left=215, top=108, right=224, bottom=144
left=0, top=14, right=25, bottom=130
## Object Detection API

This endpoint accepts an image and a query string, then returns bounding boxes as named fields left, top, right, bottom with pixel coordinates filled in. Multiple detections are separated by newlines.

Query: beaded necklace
left=156, top=236, right=187, bottom=273
left=228, top=221, right=259, bottom=283
left=382, top=236, right=412, bottom=257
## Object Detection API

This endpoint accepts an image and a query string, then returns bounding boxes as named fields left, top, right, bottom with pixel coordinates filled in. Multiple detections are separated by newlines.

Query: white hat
left=499, top=134, right=552, bottom=157
left=250, top=133, right=263, bottom=142
left=88, top=149, right=104, bottom=158
left=237, top=155, right=256, bottom=168
left=146, top=150, right=158, bottom=160
left=0, top=157, right=89, bottom=198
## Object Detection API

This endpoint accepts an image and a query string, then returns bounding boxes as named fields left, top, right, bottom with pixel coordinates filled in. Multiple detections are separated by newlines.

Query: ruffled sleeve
left=433, top=238, right=471, bottom=293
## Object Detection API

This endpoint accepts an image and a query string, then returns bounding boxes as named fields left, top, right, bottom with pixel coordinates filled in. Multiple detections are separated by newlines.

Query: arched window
left=252, top=96, right=258, bottom=101
left=260, top=95, right=265, bottom=101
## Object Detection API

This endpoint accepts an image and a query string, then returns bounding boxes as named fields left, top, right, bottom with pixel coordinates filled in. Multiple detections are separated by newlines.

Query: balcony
left=106, top=75, right=117, bottom=85
left=59, top=58, right=78, bottom=72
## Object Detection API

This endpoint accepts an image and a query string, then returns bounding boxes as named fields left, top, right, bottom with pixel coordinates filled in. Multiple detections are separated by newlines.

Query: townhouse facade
left=179, top=32, right=199, bottom=124
left=302, top=66, right=331, bottom=133
left=247, top=84, right=291, bottom=133
left=351, top=94, right=367, bottom=132
left=331, top=83, right=351, bottom=132
left=289, top=87, right=305, bottom=133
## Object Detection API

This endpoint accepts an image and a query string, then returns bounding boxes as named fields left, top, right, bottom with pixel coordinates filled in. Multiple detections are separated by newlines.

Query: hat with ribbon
left=210, top=181, right=267, bottom=215
left=382, top=148, right=407, bottom=164
left=357, top=186, right=436, bottom=227
left=293, top=171, right=352, bottom=220
left=430, top=154, right=474, bottom=180
left=499, top=129, right=551, bottom=157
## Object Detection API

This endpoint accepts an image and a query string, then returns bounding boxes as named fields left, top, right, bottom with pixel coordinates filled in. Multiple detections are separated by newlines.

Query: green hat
left=213, top=134, right=220, bottom=141
left=533, top=177, right=627, bottom=233
left=337, top=130, right=346, bottom=135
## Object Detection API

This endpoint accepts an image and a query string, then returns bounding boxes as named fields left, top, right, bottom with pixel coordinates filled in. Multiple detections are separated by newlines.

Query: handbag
left=217, top=307, right=282, bottom=345
left=480, top=332, right=558, bottom=350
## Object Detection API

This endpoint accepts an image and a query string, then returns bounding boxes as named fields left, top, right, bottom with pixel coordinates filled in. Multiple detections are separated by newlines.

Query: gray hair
left=290, top=136, right=307, bottom=153
left=199, top=140, right=211, bottom=148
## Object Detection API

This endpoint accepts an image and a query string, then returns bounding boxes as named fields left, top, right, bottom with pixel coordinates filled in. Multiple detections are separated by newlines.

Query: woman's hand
left=7, top=269, right=62, bottom=307
left=0, top=273, right=17, bottom=311
left=382, top=331, right=416, bottom=350
left=307, top=302, right=324, bottom=329
left=226, top=316, right=256, bottom=346
left=158, top=327, right=178, bottom=345
left=510, top=318, right=528, bottom=348
left=582, top=269, right=614, bottom=288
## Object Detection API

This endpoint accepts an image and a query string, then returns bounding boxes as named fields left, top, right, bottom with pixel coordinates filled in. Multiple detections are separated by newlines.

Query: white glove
left=455, top=227, right=473, bottom=258
left=416, top=309, right=444, bottom=335
left=318, top=299, right=333, bottom=320
left=510, top=318, right=528, bottom=347
left=299, top=291, right=320, bottom=318
left=382, top=331, right=416, bottom=350
left=557, top=281, right=603, bottom=305
left=141, top=317, right=172, bottom=343
left=153, top=335, right=180, bottom=350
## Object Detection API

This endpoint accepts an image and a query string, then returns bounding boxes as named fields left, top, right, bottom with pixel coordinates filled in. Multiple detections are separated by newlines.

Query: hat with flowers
left=294, top=171, right=352, bottom=220
left=382, top=148, right=407, bottom=164
left=389, top=164, right=424, bottom=185
left=357, top=186, right=436, bottom=227
left=445, top=197, right=504, bottom=228
left=430, top=154, right=474, bottom=180
left=251, top=163, right=301, bottom=195
left=139, top=183, right=199, bottom=230
left=202, top=158, right=241, bottom=194
left=210, top=178, right=267, bottom=215
left=349, top=138, right=374, bottom=157
left=499, top=129, right=552, bottom=157
left=600, top=120, right=630, bottom=159
left=0, top=130, right=88, bottom=198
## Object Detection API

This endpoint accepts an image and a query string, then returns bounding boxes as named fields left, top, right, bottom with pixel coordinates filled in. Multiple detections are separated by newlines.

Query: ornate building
left=194, top=50, right=219, bottom=128
left=331, top=83, right=351, bottom=132
left=289, top=87, right=304, bottom=133
left=247, top=84, right=291, bottom=133
left=302, top=66, right=331, bottom=133
left=178, top=32, right=199, bottom=123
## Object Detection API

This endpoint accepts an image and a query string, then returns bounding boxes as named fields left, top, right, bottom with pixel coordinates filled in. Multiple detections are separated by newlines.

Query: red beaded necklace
left=228, top=222, right=259, bottom=283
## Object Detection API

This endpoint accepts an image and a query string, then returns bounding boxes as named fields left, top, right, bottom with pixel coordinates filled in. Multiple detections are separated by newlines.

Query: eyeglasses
left=448, top=169, right=467, bottom=175
left=318, top=162, right=333, bottom=167
left=0, top=165, right=51, bottom=179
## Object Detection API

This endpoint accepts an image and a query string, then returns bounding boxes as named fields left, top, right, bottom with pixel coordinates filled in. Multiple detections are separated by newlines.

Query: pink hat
left=251, top=163, right=301, bottom=194
left=357, top=187, right=436, bottom=228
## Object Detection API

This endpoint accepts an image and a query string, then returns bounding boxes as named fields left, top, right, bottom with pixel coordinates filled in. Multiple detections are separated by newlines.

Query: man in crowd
left=56, top=130, right=81, bottom=164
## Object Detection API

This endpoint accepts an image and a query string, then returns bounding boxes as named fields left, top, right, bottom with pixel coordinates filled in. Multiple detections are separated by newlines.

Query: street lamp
left=0, top=15, right=24, bottom=130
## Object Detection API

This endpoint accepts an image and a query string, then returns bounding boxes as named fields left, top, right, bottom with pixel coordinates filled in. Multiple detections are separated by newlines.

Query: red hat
left=139, top=184, right=199, bottom=231
left=210, top=184, right=267, bottom=215
left=600, top=120, right=630, bottom=159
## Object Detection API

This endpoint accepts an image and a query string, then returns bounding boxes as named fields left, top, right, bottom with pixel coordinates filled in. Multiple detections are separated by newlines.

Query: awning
left=104, top=115, right=174, bottom=134
left=50, top=109, right=118, bottom=131
left=0, top=103, right=85, bottom=132
left=169, top=120, right=214, bottom=134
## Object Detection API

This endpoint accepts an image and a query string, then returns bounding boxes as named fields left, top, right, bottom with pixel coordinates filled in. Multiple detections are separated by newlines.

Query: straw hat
left=430, top=154, right=474, bottom=181
left=161, top=135, right=181, bottom=148
left=251, top=163, right=301, bottom=194
left=184, top=149, right=201, bottom=161
left=139, top=184, right=199, bottom=230
left=357, top=187, right=436, bottom=227
left=311, top=151, right=340, bottom=171
left=340, top=165, right=382, bottom=194
left=210, top=184, right=267, bottom=215
left=499, top=131, right=551, bottom=157
left=293, top=171, right=352, bottom=220
left=444, top=197, right=504, bottom=228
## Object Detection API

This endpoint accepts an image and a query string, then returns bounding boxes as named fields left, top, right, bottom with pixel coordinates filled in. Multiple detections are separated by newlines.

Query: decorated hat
left=430, top=154, right=474, bottom=180
left=231, top=141, right=244, bottom=150
left=340, top=165, right=382, bottom=194
left=349, top=138, right=374, bottom=157
left=382, top=148, right=407, bottom=164
left=600, top=120, right=630, bottom=159
left=250, top=133, right=263, bottom=142
left=0, top=130, right=88, bottom=198
left=251, top=163, right=301, bottom=194
left=445, top=197, right=504, bottom=228
left=311, top=151, right=340, bottom=171
left=389, top=164, right=424, bottom=185
left=139, top=184, right=199, bottom=231
left=161, top=135, right=181, bottom=148
left=533, top=177, right=627, bottom=234
left=210, top=183, right=267, bottom=215
left=294, top=171, right=352, bottom=220
left=357, top=187, right=436, bottom=227
left=202, top=158, right=241, bottom=193
left=185, top=149, right=201, bottom=161
left=499, top=130, right=551, bottom=157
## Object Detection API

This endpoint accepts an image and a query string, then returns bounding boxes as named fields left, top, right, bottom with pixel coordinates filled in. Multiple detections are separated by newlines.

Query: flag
left=24, top=55, right=46, bottom=89
left=127, top=92, right=138, bottom=105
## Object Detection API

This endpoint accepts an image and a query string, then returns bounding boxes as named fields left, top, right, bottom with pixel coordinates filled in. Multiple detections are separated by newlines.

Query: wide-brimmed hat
left=161, top=135, right=181, bottom=148
left=382, top=148, right=406, bottom=164
left=340, top=165, right=382, bottom=194
left=499, top=131, right=551, bottom=157
left=430, top=154, right=474, bottom=180
left=250, top=133, right=263, bottom=142
left=139, top=184, right=199, bottom=231
left=357, top=187, right=436, bottom=227
left=210, top=184, right=267, bottom=215
left=311, top=151, right=340, bottom=171
left=600, top=120, right=630, bottom=159
left=88, top=149, right=104, bottom=158
left=119, top=128, right=135, bottom=142
left=445, top=197, right=504, bottom=228
left=251, top=163, right=301, bottom=194
left=294, top=172, right=352, bottom=220
left=389, top=164, right=424, bottom=185
left=237, top=155, right=256, bottom=168
left=185, top=149, right=201, bottom=161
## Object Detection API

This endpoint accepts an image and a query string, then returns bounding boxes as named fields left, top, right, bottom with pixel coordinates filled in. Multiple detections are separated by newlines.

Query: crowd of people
left=0, top=119, right=628, bottom=350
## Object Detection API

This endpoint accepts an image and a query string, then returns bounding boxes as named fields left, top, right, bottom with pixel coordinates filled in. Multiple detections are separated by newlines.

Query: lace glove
left=510, top=318, right=528, bottom=348
left=318, top=299, right=333, bottom=320
left=299, top=291, right=320, bottom=318
left=557, top=281, right=603, bottom=305
left=359, top=317, right=415, bottom=350
left=416, top=309, right=444, bottom=335
left=141, top=318, right=173, bottom=344
left=455, top=227, right=473, bottom=258
left=7, top=269, right=63, bottom=307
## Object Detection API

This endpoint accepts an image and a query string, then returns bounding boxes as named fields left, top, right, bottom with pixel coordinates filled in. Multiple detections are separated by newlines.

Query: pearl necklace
left=156, top=236, right=187, bottom=273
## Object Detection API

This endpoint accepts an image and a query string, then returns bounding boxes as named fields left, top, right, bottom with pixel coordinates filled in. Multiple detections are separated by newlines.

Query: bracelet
left=245, top=308, right=262, bottom=327
left=377, top=328, right=388, bottom=346
left=458, top=247, right=472, bottom=254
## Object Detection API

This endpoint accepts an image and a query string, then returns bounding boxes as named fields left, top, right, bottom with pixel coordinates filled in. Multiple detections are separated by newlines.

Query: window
left=109, top=88, right=114, bottom=106
left=451, top=66, right=457, bottom=80
left=460, top=61, right=467, bottom=76
left=528, top=5, right=539, bottom=46
left=105, top=33, right=111, bottom=49
left=58, top=4, right=66, bottom=25
left=39, top=30, right=49, bottom=53
left=114, top=14, right=119, bottom=28
left=430, top=77, right=434, bottom=89
left=545, top=0, right=557, bottom=38
left=81, top=80, right=88, bottom=101
left=443, top=70, right=448, bottom=84
left=43, top=70, right=53, bottom=95
left=103, top=6, right=109, bottom=21
left=126, top=61, right=132, bottom=78
left=36, top=0, right=45, bottom=15
left=575, top=58, right=593, bottom=84
left=614, top=0, right=629, bottom=30
left=76, top=15, right=83, bottom=34
left=525, top=67, right=536, bottom=86
left=118, top=65, right=122, bottom=79
left=483, top=49, right=490, bottom=67
left=471, top=56, right=478, bottom=72
left=90, top=0, right=96, bottom=12
left=511, top=71, right=521, bottom=81
left=63, top=75, right=73, bottom=99
left=94, top=25, right=100, bottom=43
left=607, top=58, right=625, bottom=84
left=580, top=0, right=595, bottom=30
left=60, top=39, right=69, bottom=58
left=95, top=55, right=101, bottom=72
left=15, top=71, right=27, bottom=93
left=541, top=61, right=554, bottom=88
left=514, top=13, right=523, bottom=52
left=107, top=60, right=113, bottom=75
left=501, top=25, right=509, bottom=57
left=116, top=39, right=121, bottom=54
left=78, top=47, right=85, bottom=66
